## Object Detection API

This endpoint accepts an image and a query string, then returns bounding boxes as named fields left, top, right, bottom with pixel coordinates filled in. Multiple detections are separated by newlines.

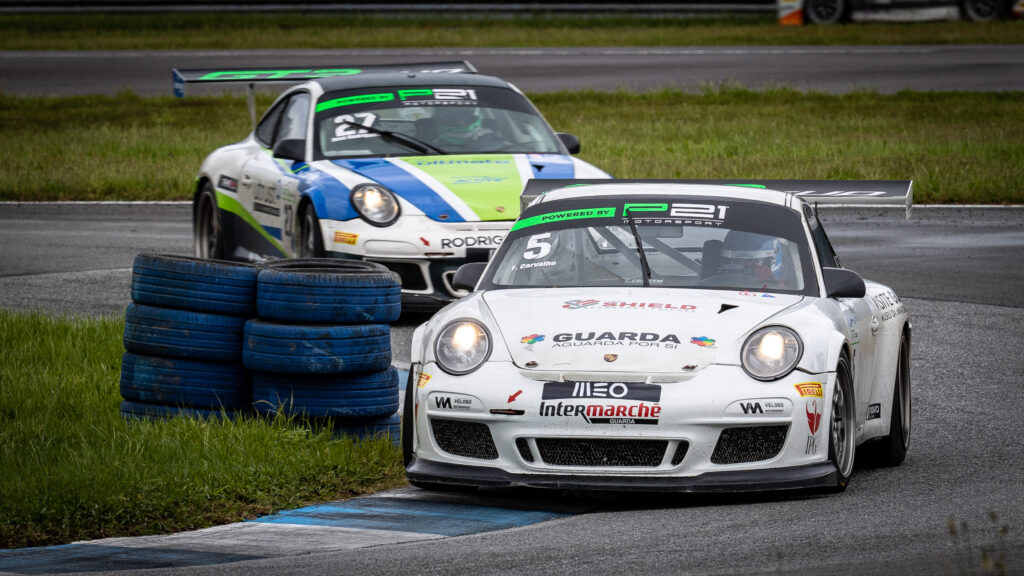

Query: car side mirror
left=557, top=133, right=581, bottom=154
left=452, top=262, right=487, bottom=292
left=272, top=138, right=306, bottom=162
left=823, top=267, right=866, bottom=299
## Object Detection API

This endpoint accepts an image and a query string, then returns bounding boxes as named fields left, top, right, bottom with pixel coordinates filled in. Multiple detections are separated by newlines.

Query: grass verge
left=0, top=310, right=406, bottom=549
left=1, top=88, right=1021, bottom=203
left=0, top=13, right=1021, bottom=50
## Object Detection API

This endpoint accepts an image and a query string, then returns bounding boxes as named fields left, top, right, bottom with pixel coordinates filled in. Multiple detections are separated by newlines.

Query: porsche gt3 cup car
left=404, top=179, right=912, bottom=492
left=176, top=62, right=609, bottom=307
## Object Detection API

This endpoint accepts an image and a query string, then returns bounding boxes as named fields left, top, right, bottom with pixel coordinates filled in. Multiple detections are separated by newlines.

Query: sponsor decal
left=451, top=176, right=507, bottom=185
left=440, top=235, right=503, bottom=249
left=604, top=354, right=618, bottom=362
left=521, top=334, right=545, bottom=345
left=619, top=202, right=729, bottom=227
left=806, top=399, right=822, bottom=434
left=511, top=207, right=617, bottom=232
left=398, top=88, right=479, bottom=104
left=690, top=336, right=715, bottom=347
left=316, top=92, right=394, bottom=112
left=543, top=381, right=662, bottom=402
left=727, top=399, right=790, bottom=416
left=516, top=260, right=557, bottom=270
left=538, top=401, right=662, bottom=425
left=217, top=175, right=238, bottom=192
left=871, top=289, right=905, bottom=321
left=562, top=299, right=696, bottom=312
left=867, top=403, right=881, bottom=420
left=794, top=382, right=823, bottom=398
left=416, top=372, right=432, bottom=389
left=334, top=231, right=358, bottom=245
left=739, top=290, right=776, bottom=298
left=412, top=159, right=510, bottom=166
left=431, top=393, right=478, bottom=412
left=805, top=435, right=818, bottom=455
left=203, top=68, right=362, bottom=82
left=551, top=331, right=681, bottom=349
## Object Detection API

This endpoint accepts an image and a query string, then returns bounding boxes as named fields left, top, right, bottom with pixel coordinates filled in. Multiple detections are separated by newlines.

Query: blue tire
left=124, top=303, right=247, bottom=362
left=119, top=400, right=238, bottom=421
left=252, top=366, right=399, bottom=418
left=131, top=253, right=259, bottom=316
left=256, top=260, right=401, bottom=324
left=119, top=352, right=249, bottom=410
left=243, top=320, right=391, bottom=374
left=337, top=413, right=401, bottom=445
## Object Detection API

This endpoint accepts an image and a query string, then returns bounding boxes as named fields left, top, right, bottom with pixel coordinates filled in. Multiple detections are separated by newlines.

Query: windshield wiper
left=340, top=120, right=447, bottom=155
left=623, top=206, right=652, bottom=287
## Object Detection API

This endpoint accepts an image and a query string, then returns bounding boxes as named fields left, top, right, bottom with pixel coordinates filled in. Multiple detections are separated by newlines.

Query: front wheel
left=829, top=352, right=857, bottom=491
left=194, top=183, right=223, bottom=259
left=804, top=0, right=849, bottom=24
left=299, top=202, right=325, bottom=258
left=961, top=0, right=1005, bottom=21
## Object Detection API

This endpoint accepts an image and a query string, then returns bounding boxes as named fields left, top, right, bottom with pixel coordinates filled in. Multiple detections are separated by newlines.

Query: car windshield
left=481, top=195, right=818, bottom=296
left=313, top=85, right=562, bottom=159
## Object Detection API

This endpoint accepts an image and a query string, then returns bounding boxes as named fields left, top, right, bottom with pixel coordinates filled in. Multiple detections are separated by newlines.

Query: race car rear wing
left=172, top=60, right=478, bottom=127
left=521, top=179, right=914, bottom=219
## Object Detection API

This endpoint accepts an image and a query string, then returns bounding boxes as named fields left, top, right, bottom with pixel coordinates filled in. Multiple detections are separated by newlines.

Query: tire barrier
left=335, top=413, right=402, bottom=444
left=242, top=321, right=391, bottom=375
left=256, top=260, right=401, bottom=324
left=123, top=302, right=246, bottom=363
left=119, top=352, right=249, bottom=410
left=120, top=400, right=238, bottom=421
left=252, top=366, right=399, bottom=418
left=130, top=253, right=259, bottom=316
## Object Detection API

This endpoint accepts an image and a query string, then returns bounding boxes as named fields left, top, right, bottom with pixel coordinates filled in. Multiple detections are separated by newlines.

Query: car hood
left=482, top=288, right=803, bottom=374
left=331, top=153, right=575, bottom=222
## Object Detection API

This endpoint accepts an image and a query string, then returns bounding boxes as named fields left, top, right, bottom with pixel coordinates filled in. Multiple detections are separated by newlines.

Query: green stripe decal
left=730, top=183, right=767, bottom=189
left=402, top=154, right=523, bottom=221
left=511, top=207, right=616, bottom=232
left=215, top=191, right=288, bottom=256
left=316, top=92, right=394, bottom=113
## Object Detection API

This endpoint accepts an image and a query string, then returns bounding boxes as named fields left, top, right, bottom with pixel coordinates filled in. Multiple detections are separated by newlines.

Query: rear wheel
left=829, top=352, right=856, bottom=491
left=961, top=0, right=1005, bottom=21
left=299, top=203, right=324, bottom=258
left=804, top=0, right=848, bottom=24
left=194, top=183, right=223, bottom=259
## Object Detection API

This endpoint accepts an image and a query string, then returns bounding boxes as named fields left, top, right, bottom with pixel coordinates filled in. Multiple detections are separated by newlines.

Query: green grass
left=0, top=310, right=406, bottom=549
left=1, top=88, right=1021, bottom=203
left=0, top=13, right=1021, bottom=50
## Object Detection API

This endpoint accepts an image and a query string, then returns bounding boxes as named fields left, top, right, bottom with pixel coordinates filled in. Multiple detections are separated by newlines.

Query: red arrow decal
left=508, top=390, right=523, bottom=403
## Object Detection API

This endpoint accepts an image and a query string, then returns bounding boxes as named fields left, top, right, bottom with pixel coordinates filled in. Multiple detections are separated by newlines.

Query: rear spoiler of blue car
left=172, top=60, right=478, bottom=128
left=521, top=179, right=914, bottom=219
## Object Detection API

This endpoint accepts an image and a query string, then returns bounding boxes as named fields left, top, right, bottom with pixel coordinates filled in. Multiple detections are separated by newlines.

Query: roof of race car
left=536, top=182, right=793, bottom=207
left=313, top=72, right=513, bottom=93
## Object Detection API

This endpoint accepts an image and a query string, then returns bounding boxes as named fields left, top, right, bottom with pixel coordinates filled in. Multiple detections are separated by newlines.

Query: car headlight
left=741, top=326, right=803, bottom=381
left=351, top=184, right=400, bottom=226
left=434, top=320, right=491, bottom=375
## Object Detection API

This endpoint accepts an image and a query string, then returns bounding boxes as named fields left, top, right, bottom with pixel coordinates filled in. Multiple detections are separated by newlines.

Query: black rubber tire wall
left=243, top=320, right=391, bottom=374
left=252, top=366, right=399, bottom=418
left=123, top=303, right=247, bottom=362
left=337, top=413, right=401, bottom=443
left=120, top=400, right=237, bottom=421
left=119, top=352, right=249, bottom=410
left=256, top=261, right=401, bottom=324
left=131, top=253, right=259, bottom=316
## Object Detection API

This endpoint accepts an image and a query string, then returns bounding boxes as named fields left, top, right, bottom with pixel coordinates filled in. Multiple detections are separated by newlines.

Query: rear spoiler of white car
left=172, top=60, right=478, bottom=127
left=521, top=179, right=914, bottom=219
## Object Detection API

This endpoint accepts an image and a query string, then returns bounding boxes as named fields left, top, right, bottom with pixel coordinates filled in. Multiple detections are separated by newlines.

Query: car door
left=241, top=91, right=311, bottom=258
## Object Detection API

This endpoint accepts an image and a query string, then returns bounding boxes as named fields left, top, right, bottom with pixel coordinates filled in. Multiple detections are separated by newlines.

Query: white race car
left=404, top=179, right=912, bottom=492
left=174, top=61, right=609, bottom=308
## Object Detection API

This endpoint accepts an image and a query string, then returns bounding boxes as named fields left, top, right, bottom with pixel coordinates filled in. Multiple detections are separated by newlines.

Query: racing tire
left=804, top=0, right=849, bottom=24
left=130, top=253, right=259, bottom=316
left=252, top=366, right=400, bottom=418
left=860, top=333, right=911, bottom=467
left=334, top=413, right=402, bottom=444
left=961, top=0, right=1006, bottom=20
left=120, top=400, right=238, bottom=421
left=299, top=202, right=325, bottom=258
left=828, top=351, right=857, bottom=491
left=123, top=303, right=247, bottom=362
left=119, top=352, right=250, bottom=410
left=194, top=182, right=224, bottom=260
left=242, top=320, right=391, bottom=374
left=256, top=262, right=401, bottom=324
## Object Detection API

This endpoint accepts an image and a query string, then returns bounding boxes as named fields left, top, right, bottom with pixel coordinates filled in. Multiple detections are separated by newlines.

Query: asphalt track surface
left=2, top=45, right=1024, bottom=97
left=0, top=204, right=1023, bottom=575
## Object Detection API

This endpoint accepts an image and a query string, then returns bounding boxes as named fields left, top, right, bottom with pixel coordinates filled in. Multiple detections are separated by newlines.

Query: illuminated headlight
left=434, top=320, right=491, bottom=375
left=351, top=184, right=400, bottom=226
left=741, top=326, right=803, bottom=381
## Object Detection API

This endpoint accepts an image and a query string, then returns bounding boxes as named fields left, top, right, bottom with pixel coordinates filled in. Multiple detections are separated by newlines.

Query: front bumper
left=407, top=457, right=838, bottom=493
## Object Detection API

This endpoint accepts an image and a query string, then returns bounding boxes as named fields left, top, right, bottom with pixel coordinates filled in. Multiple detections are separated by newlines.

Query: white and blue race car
left=175, top=62, right=609, bottom=308
left=405, top=179, right=912, bottom=493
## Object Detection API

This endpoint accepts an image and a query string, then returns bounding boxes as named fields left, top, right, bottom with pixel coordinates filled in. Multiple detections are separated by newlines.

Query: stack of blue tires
left=119, top=254, right=258, bottom=420
left=245, top=259, right=403, bottom=440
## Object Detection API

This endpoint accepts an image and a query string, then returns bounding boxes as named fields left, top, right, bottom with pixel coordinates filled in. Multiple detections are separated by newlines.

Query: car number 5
left=523, top=233, right=552, bottom=260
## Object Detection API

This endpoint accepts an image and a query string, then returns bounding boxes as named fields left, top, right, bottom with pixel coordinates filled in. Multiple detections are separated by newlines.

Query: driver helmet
left=720, top=231, right=784, bottom=282
left=433, top=106, right=485, bottom=144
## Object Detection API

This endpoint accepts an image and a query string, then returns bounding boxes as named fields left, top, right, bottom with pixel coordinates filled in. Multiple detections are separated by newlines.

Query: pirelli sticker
left=794, top=382, right=823, bottom=398
left=511, top=207, right=616, bottom=232
left=334, top=231, right=359, bottom=245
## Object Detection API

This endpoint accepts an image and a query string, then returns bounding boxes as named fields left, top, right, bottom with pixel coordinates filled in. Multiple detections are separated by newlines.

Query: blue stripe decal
left=250, top=497, right=570, bottom=536
left=0, top=544, right=259, bottom=574
left=263, top=225, right=282, bottom=240
left=528, top=154, right=576, bottom=180
left=331, top=159, right=466, bottom=223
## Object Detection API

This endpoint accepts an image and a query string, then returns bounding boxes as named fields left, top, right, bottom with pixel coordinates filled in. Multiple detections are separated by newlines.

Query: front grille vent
left=430, top=419, right=498, bottom=460
left=535, top=438, right=667, bottom=467
left=515, top=438, right=534, bottom=462
left=671, top=441, right=690, bottom=466
left=711, top=425, right=789, bottom=464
